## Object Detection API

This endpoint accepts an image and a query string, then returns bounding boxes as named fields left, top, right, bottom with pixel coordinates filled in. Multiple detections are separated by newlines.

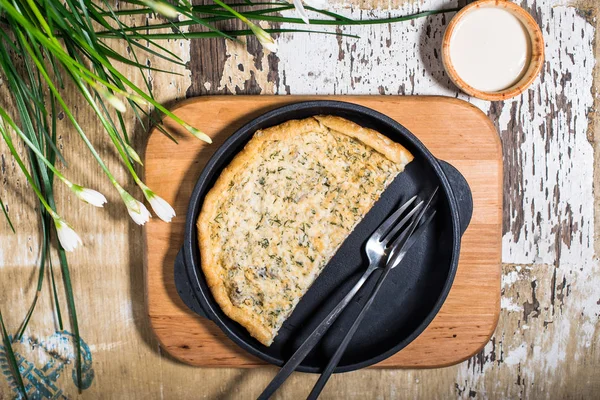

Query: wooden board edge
left=147, top=95, right=503, bottom=156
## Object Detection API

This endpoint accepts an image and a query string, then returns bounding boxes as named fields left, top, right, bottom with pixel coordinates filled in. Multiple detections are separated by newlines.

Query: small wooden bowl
left=442, top=0, right=544, bottom=101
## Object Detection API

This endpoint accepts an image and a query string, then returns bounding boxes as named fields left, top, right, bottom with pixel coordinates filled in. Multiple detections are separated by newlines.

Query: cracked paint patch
left=218, top=35, right=276, bottom=94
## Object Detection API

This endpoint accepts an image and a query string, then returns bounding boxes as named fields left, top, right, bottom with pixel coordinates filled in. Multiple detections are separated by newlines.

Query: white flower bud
left=54, top=218, right=83, bottom=252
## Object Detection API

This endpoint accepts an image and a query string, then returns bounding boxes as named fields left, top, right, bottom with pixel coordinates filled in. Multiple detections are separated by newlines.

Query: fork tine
left=370, top=195, right=418, bottom=242
left=386, top=187, right=439, bottom=268
left=379, top=200, right=424, bottom=247
left=388, top=210, right=437, bottom=270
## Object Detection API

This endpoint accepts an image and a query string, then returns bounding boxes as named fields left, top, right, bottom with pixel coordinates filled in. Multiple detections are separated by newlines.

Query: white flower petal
left=148, top=194, right=176, bottom=223
left=106, top=93, right=127, bottom=113
left=248, top=22, right=278, bottom=53
left=95, top=86, right=126, bottom=112
left=260, top=38, right=278, bottom=53
left=293, top=0, right=310, bottom=24
left=75, top=187, right=107, bottom=207
left=127, top=200, right=151, bottom=225
left=55, top=219, right=82, bottom=252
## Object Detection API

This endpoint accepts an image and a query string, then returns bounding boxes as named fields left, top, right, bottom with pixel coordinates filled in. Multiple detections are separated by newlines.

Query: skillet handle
left=439, top=160, right=473, bottom=235
left=174, top=247, right=210, bottom=319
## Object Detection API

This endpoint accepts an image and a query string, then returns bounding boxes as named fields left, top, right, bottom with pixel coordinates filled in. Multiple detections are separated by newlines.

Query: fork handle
left=306, top=266, right=393, bottom=400
left=258, top=266, right=378, bottom=400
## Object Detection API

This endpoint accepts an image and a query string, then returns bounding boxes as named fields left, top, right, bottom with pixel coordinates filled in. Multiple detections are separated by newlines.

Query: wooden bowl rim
left=442, top=0, right=545, bottom=101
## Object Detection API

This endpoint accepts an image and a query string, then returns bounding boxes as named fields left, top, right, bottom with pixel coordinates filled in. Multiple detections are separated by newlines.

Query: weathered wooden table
left=1, top=0, right=598, bottom=398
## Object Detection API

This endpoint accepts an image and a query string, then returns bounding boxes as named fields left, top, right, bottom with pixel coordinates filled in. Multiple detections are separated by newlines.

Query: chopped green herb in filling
left=209, top=129, right=401, bottom=330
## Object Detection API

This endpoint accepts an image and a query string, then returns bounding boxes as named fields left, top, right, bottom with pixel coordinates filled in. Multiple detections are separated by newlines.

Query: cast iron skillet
left=174, top=101, right=473, bottom=373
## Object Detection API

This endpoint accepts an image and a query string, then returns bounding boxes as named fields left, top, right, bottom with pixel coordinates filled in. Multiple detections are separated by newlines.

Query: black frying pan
left=174, top=101, right=473, bottom=373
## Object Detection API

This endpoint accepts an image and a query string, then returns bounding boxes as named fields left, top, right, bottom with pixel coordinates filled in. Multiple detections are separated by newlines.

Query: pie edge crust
left=197, top=115, right=414, bottom=345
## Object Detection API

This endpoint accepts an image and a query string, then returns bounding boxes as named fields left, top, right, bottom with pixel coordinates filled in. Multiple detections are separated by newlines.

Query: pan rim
left=183, top=100, right=462, bottom=373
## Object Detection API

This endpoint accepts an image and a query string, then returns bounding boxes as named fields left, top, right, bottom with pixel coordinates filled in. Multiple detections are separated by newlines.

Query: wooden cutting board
left=144, top=96, right=502, bottom=368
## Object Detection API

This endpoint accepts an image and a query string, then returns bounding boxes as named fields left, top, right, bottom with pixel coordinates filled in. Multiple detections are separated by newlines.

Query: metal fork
left=306, top=191, right=438, bottom=399
left=258, top=188, right=439, bottom=400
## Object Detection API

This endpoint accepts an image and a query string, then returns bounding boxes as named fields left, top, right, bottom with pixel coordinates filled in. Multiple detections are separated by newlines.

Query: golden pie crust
left=198, top=115, right=413, bottom=345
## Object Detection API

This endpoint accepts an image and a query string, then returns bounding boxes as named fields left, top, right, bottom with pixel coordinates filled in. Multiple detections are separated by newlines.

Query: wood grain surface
left=0, top=0, right=599, bottom=398
left=144, top=95, right=502, bottom=368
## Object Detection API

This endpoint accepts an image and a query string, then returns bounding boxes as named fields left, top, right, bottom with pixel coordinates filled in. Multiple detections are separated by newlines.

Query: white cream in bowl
left=449, top=7, right=532, bottom=92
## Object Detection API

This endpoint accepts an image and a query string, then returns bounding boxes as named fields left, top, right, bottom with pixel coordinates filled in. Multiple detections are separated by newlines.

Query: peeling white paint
left=88, top=341, right=126, bottom=352
left=505, top=344, right=528, bottom=366
left=501, top=297, right=523, bottom=312
left=502, top=270, right=521, bottom=288
left=219, top=40, right=275, bottom=94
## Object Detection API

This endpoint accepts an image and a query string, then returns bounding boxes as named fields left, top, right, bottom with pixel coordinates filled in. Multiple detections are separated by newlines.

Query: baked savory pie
left=198, top=116, right=413, bottom=346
